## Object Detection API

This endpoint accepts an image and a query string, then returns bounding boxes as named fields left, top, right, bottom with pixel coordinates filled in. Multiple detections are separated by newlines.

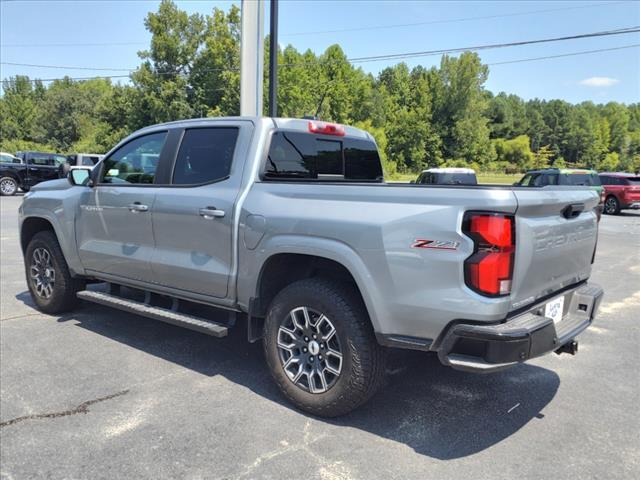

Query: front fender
left=20, top=204, right=85, bottom=277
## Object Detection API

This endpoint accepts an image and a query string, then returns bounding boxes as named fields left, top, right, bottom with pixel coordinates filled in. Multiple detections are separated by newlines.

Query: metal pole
left=268, top=0, right=278, bottom=117
left=240, top=0, right=265, bottom=116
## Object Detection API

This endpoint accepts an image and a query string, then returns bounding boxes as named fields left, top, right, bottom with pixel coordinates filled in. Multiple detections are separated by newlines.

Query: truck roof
left=136, top=117, right=373, bottom=141
left=598, top=172, right=636, bottom=177
left=525, top=168, right=597, bottom=174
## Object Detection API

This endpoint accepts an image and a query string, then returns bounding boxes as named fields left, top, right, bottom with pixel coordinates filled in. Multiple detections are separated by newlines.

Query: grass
left=386, top=172, right=521, bottom=184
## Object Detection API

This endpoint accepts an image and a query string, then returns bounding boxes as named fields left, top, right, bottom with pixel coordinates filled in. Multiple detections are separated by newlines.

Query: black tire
left=0, top=176, right=18, bottom=196
left=25, top=230, right=85, bottom=314
left=263, top=278, right=386, bottom=417
left=604, top=195, right=620, bottom=215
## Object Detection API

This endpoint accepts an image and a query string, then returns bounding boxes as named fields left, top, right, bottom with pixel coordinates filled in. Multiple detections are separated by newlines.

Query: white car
left=0, top=152, right=22, bottom=164
left=414, top=167, right=478, bottom=185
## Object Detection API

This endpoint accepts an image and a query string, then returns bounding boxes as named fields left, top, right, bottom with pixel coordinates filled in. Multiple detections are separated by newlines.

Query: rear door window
left=172, top=128, right=239, bottom=185
left=562, top=173, right=600, bottom=186
left=265, top=131, right=382, bottom=182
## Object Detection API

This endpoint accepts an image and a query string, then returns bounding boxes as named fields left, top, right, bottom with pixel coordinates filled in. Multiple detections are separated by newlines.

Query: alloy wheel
left=0, top=178, right=17, bottom=195
left=605, top=197, right=617, bottom=214
left=30, top=247, right=56, bottom=299
left=277, top=306, right=343, bottom=394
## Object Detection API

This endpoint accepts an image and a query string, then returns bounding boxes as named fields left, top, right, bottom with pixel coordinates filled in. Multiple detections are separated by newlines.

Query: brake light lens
left=308, top=120, right=345, bottom=136
left=463, top=213, right=515, bottom=296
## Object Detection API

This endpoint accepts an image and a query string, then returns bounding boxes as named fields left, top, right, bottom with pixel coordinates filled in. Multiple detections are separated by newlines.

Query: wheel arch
left=21, top=216, right=56, bottom=254
left=249, top=241, right=385, bottom=335
left=20, top=213, right=85, bottom=277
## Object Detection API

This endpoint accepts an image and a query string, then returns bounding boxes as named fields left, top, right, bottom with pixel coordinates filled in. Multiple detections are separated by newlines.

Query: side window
left=100, top=132, right=167, bottom=184
left=82, top=156, right=100, bottom=166
left=546, top=174, right=559, bottom=185
left=172, top=128, right=239, bottom=185
left=52, top=155, right=67, bottom=166
left=30, top=154, right=51, bottom=166
left=518, top=174, right=532, bottom=186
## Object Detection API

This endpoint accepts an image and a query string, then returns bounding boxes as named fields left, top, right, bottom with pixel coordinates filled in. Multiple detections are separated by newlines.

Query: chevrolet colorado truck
left=19, top=117, right=604, bottom=416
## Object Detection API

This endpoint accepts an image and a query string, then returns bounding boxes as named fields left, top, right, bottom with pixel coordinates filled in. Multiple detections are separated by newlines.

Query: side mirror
left=68, top=167, right=93, bottom=187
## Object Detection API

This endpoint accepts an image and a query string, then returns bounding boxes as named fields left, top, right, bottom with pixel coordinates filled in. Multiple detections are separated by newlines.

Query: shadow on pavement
left=15, top=290, right=560, bottom=460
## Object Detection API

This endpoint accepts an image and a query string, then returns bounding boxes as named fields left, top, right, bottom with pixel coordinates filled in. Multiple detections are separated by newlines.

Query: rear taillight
left=308, top=120, right=345, bottom=136
left=463, top=212, right=515, bottom=296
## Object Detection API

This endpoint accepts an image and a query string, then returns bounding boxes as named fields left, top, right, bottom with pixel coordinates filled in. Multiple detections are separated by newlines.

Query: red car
left=598, top=172, right=640, bottom=215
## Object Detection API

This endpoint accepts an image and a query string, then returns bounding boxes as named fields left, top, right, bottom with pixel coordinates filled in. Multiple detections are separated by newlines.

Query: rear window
left=264, top=131, right=383, bottom=182
left=561, top=173, right=601, bottom=186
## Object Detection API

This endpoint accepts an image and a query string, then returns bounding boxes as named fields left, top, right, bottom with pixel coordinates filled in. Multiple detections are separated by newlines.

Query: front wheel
left=263, top=278, right=386, bottom=417
left=25, top=231, right=85, bottom=314
left=0, top=177, right=18, bottom=196
left=604, top=195, right=620, bottom=215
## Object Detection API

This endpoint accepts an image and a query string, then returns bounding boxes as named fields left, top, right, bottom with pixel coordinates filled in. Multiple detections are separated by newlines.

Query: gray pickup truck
left=19, top=117, right=603, bottom=416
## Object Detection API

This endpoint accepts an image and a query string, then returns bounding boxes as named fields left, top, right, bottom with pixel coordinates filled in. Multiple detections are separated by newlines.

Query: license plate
left=545, top=296, right=565, bottom=324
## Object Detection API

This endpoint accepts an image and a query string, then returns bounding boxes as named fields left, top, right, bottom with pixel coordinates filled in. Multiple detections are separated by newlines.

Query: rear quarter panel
left=238, top=183, right=521, bottom=343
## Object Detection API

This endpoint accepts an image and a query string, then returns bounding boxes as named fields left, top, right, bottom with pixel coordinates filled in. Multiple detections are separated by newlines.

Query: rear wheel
left=25, top=231, right=84, bottom=314
left=0, top=177, right=18, bottom=196
left=604, top=195, right=620, bottom=215
left=263, top=278, right=386, bottom=417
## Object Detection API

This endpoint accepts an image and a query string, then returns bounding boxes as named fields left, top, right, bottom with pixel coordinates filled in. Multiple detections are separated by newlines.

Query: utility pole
left=268, top=0, right=278, bottom=117
left=240, top=0, right=265, bottom=116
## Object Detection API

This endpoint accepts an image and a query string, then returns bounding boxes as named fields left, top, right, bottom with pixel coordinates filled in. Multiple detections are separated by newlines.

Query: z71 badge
left=411, top=239, right=460, bottom=250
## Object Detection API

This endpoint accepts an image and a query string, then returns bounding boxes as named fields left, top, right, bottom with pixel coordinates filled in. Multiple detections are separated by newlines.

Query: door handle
left=127, top=202, right=149, bottom=213
left=199, top=207, right=225, bottom=219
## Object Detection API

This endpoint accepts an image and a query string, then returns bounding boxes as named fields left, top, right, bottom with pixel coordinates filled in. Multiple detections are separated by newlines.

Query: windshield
left=561, top=173, right=601, bottom=186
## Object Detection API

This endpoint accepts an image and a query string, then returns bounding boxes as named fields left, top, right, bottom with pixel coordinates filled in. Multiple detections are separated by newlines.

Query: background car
left=1, top=151, right=68, bottom=196
left=516, top=168, right=604, bottom=201
left=61, top=153, right=105, bottom=176
left=598, top=172, right=640, bottom=214
left=413, top=167, right=478, bottom=185
left=0, top=152, right=22, bottom=164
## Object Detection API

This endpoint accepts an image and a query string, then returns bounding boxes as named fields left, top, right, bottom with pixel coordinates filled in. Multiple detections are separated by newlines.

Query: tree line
left=1, top=0, right=639, bottom=175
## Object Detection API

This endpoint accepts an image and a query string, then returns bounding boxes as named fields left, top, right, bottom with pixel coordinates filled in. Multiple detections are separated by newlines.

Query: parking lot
left=1, top=193, right=638, bottom=479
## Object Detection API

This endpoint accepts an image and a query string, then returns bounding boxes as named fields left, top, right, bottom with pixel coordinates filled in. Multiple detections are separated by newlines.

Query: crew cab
left=0, top=151, right=67, bottom=196
left=598, top=172, right=640, bottom=214
left=19, top=117, right=603, bottom=416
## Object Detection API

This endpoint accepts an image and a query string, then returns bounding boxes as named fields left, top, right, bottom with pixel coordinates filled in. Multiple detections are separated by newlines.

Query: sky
left=1, top=0, right=639, bottom=104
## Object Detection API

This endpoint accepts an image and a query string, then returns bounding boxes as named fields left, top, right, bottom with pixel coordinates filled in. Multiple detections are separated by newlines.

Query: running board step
left=77, top=290, right=228, bottom=337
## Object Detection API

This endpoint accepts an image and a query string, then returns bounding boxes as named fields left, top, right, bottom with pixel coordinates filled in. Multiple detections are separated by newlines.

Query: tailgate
left=509, top=187, right=599, bottom=310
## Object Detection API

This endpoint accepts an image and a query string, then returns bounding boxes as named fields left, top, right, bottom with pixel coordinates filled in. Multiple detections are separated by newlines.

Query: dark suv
left=598, top=172, right=640, bottom=214
left=0, top=151, right=67, bottom=195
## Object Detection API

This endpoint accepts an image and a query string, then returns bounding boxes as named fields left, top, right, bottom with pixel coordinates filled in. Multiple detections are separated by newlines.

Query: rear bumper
left=437, top=283, right=604, bottom=373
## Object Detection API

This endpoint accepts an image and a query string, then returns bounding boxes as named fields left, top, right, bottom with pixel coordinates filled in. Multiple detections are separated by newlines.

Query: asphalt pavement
left=1, top=194, right=639, bottom=479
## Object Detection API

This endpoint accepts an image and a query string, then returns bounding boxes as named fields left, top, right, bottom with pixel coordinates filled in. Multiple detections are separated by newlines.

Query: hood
left=31, top=178, right=71, bottom=192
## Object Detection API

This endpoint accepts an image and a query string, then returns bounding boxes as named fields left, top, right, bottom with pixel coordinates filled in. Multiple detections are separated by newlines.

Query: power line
left=488, top=44, right=640, bottom=66
left=13, top=43, right=638, bottom=84
left=284, top=1, right=631, bottom=37
left=4, top=26, right=639, bottom=74
left=346, top=26, right=640, bottom=63
left=1, top=0, right=630, bottom=47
